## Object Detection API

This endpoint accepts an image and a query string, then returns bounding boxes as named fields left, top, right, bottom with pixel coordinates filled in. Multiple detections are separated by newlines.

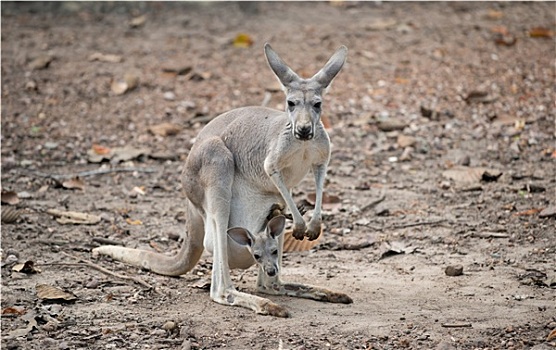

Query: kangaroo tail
left=92, top=240, right=204, bottom=277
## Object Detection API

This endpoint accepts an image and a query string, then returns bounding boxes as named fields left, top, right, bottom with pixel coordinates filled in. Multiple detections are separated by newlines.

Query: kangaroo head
left=227, top=215, right=286, bottom=277
left=264, top=44, right=348, bottom=141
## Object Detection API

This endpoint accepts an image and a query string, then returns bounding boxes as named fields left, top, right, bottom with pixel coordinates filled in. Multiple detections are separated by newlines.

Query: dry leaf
left=379, top=241, right=417, bottom=260
left=485, top=10, right=504, bottom=20
left=36, top=284, right=77, bottom=302
left=62, top=177, right=85, bottom=191
left=148, top=123, right=183, bottom=137
left=12, top=261, right=41, bottom=274
left=131, top=186, right=146, bottom=196
left=2, top=306, right=26, bottom=316
left=490, top=26, right=509, bottom=35
left=28, top=55, right=54, bottom=70
left=1, top=191, right=20, bottom=205
left=548, top=328, right=556, bottom=341
left=528, top=27, right=554, bottom=38
left=47, top=209, right=101, bottom=225
left=92, top=144, right=111, bottom=155
left=513, top=208, right=543, bottom=217
left=111, top=73, right=139, bottom=95
left=126, top=218, right=143, bottom=225
left=464, top=91, right=497, bottom=104
left=189, top=278, right=211, bottom=290
left=88, top=145, right=150, bottom=163
left=494, top=34, right=517, bottom=47
left=233, top=33, right=254, bottom=48
left=442, top=166, right=502, bottom=184
left=111, top=146, right=150, bottom=163
left=161, top=64, right=192, bottom=76
left=366, top=18, right=397, bottom=31
left=283, top=227, right=324, bottom=252
left=129, top=15, right=147, bottom=28
left=88, top=52, right=123, bottom=63
left=1, top=207, right=21, bottom=223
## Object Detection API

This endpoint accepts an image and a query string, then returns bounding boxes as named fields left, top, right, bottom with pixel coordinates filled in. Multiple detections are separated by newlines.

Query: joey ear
left=227, top=227, right=254, bottom=247
left=311, top=45, right=348, bottom=90
left=264, top=43, right=300, bottom=88
left=267, top=215, right=286, bottom=239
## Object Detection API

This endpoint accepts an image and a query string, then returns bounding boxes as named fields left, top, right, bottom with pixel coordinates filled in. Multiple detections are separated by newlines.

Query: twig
left=20, top=167, right=157, bottom=180
left=60, top=252, right=160, bottom=294
left=441, top=323, right=472, bottom=328
left=361, top=195, right=386, bottom=213
left=470, top=232, right=510, bottom=239
left=389, top=219, right=446, bottom=230
left=92, top=237, right=124, bottom=246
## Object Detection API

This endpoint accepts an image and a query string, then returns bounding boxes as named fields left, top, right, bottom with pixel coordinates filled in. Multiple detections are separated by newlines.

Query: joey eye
left=271, top=250, right=278, bottom=256
left=313, top=102, right=322, bottom=110
left=253, top=254, right=261, bottom=260
left=287, top=100, right=295, bottom=110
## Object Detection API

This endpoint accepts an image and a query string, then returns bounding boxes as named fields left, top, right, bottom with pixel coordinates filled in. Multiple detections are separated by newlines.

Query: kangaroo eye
left=287, top=100, right=295, bottom=107
left=253, top=254, right=261, bottom=260
left=271, top=250, right=278, bottom=255
left=313, top=102, right=322, bottom=110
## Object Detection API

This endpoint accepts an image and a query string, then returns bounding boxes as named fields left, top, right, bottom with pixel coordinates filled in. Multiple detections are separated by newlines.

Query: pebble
left=162, top=321, right=177, bottom=333
left=163, top=91, right=176, bottom=101
left=397, top=134, right=416, bottom=148
left=445, top=265, right=464, bottom=276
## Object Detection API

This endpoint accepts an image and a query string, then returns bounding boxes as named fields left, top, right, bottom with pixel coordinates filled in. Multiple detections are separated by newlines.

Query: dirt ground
left=1, top=2, right=555, bottom=349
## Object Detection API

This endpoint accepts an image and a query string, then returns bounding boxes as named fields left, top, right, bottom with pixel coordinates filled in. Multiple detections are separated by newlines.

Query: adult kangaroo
left=93, top=43, right=351, bottom=317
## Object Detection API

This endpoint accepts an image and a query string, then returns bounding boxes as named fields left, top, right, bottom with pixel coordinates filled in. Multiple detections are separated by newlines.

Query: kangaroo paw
left=292, top=224, right=306, bottom=240
left=324, top=291, right=353, bottom=304
left=305, top=221, right=322, bottom=241
left=260, top=300, right=290, bottom=318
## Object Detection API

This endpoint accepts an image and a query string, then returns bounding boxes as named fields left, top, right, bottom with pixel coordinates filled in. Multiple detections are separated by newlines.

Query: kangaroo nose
left=266, top=267, right=277, bottom=277
left=295, top=125, right=313, bottom=140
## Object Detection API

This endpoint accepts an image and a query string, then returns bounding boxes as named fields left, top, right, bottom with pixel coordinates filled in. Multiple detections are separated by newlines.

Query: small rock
left=163, top=91, right=176, bottom=101
left=445, top=265, right=464, bottom=276
left=162, top=321, right=177, bottom=333
left=25, top=81, right=38, bottom=91
left=378, top=118, right=407, bottom=132
left=44, top=142, right=58, bottom=150
left=397, top=134, right=416, bottom=148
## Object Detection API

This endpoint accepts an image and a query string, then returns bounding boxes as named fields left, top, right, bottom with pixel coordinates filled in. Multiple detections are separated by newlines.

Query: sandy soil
left=1, top=2, right=555, bottom=349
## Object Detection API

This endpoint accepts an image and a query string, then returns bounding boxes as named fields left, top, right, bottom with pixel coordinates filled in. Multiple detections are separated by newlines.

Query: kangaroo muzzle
left=294, top=124, right=313, bottom=141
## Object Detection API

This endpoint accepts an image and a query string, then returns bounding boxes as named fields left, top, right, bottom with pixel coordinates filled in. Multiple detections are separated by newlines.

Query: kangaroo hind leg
left=200, top=137, right=289, bottom=317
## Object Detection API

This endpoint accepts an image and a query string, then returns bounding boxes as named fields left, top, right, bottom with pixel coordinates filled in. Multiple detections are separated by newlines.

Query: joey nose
left=266, top=267, right=277, bottom=277
left=295, top=125, right=313, bottom=141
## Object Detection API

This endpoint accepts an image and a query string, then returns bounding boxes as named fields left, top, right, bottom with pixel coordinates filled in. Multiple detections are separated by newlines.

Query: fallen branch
left=60, top=252, right=160, bottom=294
left=389, top=219, right=447, bottom=230
left=470, top=232, right=510, bottom=239
left=20, top=167, right=157, bottom=180
left=441, top=323, right=472, bottom=328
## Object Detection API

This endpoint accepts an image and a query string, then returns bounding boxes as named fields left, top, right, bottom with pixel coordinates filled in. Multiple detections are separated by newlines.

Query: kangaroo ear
left=264, top=43, right=300, bottom=88
left=311, top=45, right=348, bottom=90
left=267, top=215, right=286, bottom=239
left=227, top=227, right=254, bottom=247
